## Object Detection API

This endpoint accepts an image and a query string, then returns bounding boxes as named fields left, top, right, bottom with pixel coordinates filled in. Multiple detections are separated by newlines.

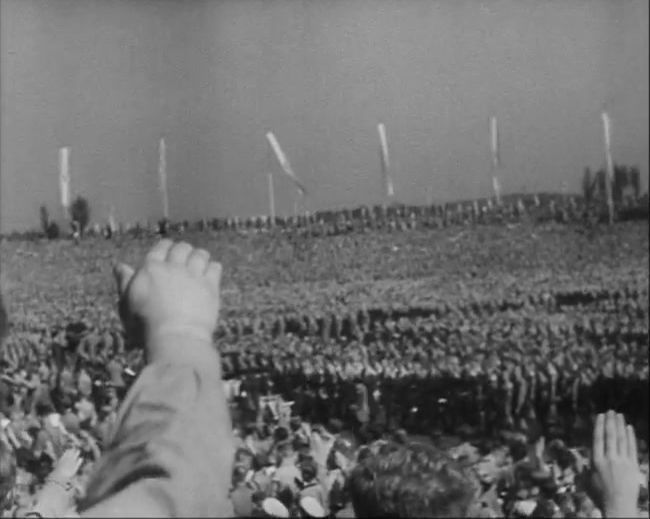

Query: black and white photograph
left=0, top=1, right=648, bottom=517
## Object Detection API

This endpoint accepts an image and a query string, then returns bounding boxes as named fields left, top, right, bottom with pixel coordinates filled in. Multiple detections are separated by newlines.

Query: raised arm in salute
left=79, top=239, right=233, bottom=517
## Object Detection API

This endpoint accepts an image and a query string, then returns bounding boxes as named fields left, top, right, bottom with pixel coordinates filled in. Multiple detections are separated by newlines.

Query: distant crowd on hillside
left=2, top=192, right=648, bottom=243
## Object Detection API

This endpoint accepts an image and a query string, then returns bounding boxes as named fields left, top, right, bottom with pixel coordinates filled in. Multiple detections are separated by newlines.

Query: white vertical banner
left=108, top=205, right=117, bottom=233
left=158, top=137, right=169, bottom=220
left=266, top=132, right=307, bottom=195
left=601, top=112, right=614, bottom=181
left=59, top=147, right=71, bottom=210
left=378, top=123, right=394, bottom=198
left=267, top=171, right=276, bottom=225
left=601, top=111, right=614, bottom=223
left=490, top=116, right=500, bottom=169
left=492, top=176, right=502, bottom=203
left=489, top=116, right=501, bottom=204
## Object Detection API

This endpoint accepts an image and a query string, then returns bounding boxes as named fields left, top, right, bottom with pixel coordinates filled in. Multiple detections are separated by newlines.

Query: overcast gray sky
left=1, top=0, right=647, bottom=231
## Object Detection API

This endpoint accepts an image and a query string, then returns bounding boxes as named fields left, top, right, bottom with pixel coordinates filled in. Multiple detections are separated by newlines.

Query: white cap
left=513, top=499, right=537, bottom=517
left=48, top=413, right=63, bottom=430
left=262, top=497, right=289, bottom=518
left=299, top=496, right=326, bottom=518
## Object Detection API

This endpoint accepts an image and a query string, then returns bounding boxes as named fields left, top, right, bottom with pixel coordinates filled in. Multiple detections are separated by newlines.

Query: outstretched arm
left=78, top=240, right=234, bottom=518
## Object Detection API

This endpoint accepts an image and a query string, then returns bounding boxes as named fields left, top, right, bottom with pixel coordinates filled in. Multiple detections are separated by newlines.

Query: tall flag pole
left=158, top=137, right=169, bottom=221
left=266, top=132, right=307, bottom=197
left=378, top=123, right=394, bottom=200
left=108, top=205, right=117, bottom=233
left=489, top=116, right=502, bottom=205
left=59, top=147, right=71, bottom=219
left=267, top=169, right=276, bottom=226
left=601, top=112, right=615, bottom=224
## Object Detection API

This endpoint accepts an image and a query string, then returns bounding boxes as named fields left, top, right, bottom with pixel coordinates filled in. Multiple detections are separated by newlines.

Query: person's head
left=392, top=428, right=408, bottom=445
left=348, top=441, right=476, bottom=518
left=35, top=403, right=54, bottom=421
left=232, top=464, right=249, bottom=488
left=510, top=439, right=528, bottom=463
left=299, top=458, right=318, bottom=484
left=356, top=446, right=372, bottom=464
left=252, top=489, right=266, bottom=510
left=253, top=452, right=272, bottom=472
left=556, top=492, right=577, bottom=518
left=235, top=448, right=254, bottom=471
left=275, top=441, right=294, bottom=466
left=327, top=419, right=343, bottom=435
left=531, top=497, right=560, bottom=518
left=289, top=417, right=302, bottom=434
left=243, top=423, right=258, bottom=439
left=59, top=396, right=73, bottom=414
left=573, top=491, right=597, bottom=518
left=274, top=426, right=290, bottom=444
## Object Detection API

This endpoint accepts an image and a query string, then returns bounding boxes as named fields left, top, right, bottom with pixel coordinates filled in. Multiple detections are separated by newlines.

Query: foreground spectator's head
left=348, top=441, right=476, bottom=518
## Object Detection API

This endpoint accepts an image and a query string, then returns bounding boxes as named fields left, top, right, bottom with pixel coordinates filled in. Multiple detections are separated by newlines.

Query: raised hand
left=113, top=239, right=222, bottom=360
left=591, top=411, right=641, bottom=518
left=50, top=448, right=83, bottom=483
left=31, top=448, right=82, bottom=517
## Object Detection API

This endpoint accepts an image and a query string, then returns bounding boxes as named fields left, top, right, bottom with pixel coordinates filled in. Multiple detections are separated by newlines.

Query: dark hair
left=348, top=441, right=475, bottom=518
left=35, top=402, right=55, bottom=418
left=235, top=448, right=254, bottom=464
left=243, top=423, right=258, bottom=438
left=276, top=485, right=294, bottom=510
left=253, top=452, right=271, bottom=471
left=289, top=417, right=302, bottom=433
left=232, top=464, right=248, bottom=487
left=509, top=440, right=528, bottom=463
left=555, top=448, right=575, bottom=471
left=275, top=441, right=293, bottom=462
left=357, top=446, right=372, bottom=463
left=300, top=458, right=318, bottom=483
left=327, top=419, right=343, bottom=435
left=532, top=498, right=557, bottom=518
left=393, top=429, right=408, bottom=445
left=274, top=426, right=289, bottom=444
left=476, top=439, right=495, bottom=457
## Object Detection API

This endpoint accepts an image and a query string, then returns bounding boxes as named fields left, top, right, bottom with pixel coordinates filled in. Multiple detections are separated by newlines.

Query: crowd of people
left=1, top=301, right=648, bottom=516
left=2, top=192, right=648, bottom=244
left=0, top=206, right=647, bottom=516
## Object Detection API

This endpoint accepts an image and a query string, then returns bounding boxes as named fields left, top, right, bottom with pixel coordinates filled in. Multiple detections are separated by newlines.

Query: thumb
left=113, top=263, right=135, bottom=297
